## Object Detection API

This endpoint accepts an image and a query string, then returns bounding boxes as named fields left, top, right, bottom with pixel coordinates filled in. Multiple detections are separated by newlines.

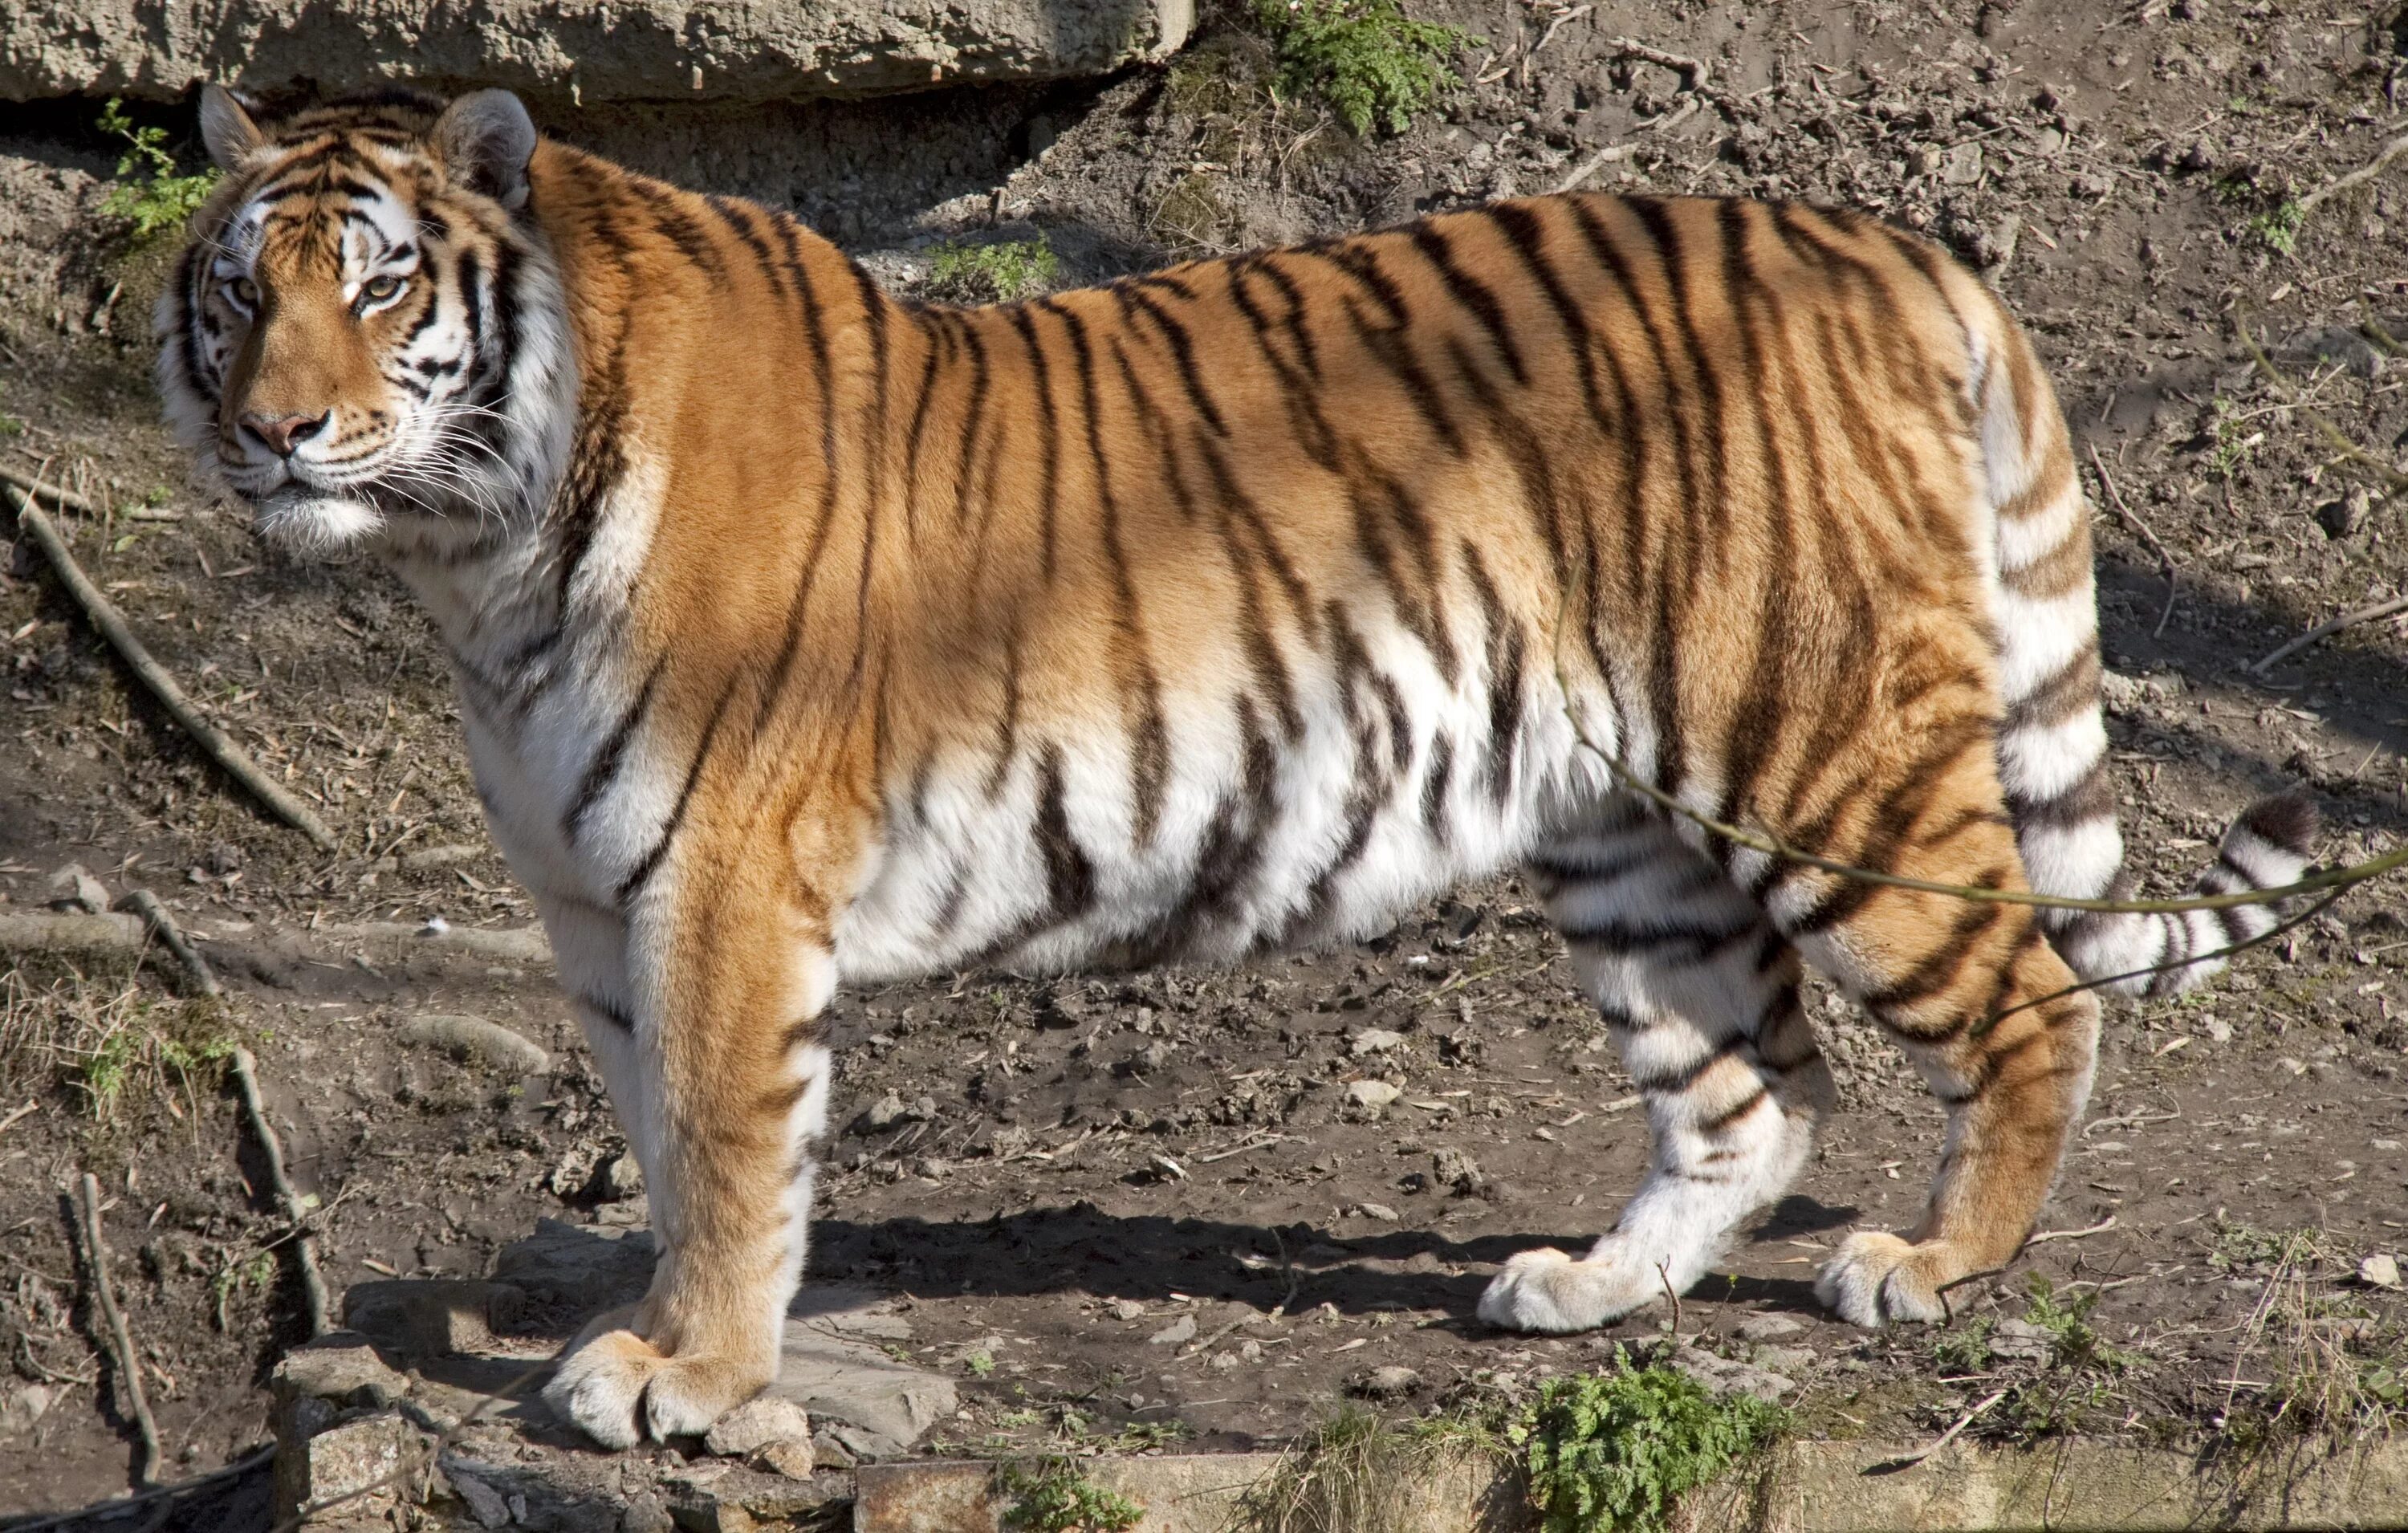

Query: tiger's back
left=159, top=87, right=2313, bottom=1450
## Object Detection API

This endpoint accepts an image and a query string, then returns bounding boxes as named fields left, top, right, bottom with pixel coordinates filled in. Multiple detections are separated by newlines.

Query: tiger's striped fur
left=161, top=86, right=2316, bottom=1446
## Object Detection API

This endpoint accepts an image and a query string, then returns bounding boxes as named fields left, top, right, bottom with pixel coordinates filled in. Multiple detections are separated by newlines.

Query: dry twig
left=0, top=464, right=180, bottom=523
left=1, top=1446, right=277, bottom=1533
left=230, top=1047, right=333, bottom=1337
left=2250, top=592, right=2408, bottom=675
left=4, top=482, right=336, bottom=849
left=116, top=888, right=222, bottom=998
left=1875, top=1387, right=2010, bottom=1470
left=2086, top=445, right=2178, bottom=638
left=2294, top=132, right=2408, bottom=222
left=2026, top=1214, right=2118, bottom=1246
left=75, top=1171, right=163, bottom=1486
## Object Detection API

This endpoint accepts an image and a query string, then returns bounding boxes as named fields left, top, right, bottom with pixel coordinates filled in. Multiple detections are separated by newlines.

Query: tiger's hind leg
left=1479, top=800, right=1835, bottom=1333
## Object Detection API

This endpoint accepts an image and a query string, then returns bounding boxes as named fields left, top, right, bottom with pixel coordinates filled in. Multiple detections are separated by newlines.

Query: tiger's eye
left=361, top=274, right=405, bottom=305
left=229, top=276, right=258, bottom=307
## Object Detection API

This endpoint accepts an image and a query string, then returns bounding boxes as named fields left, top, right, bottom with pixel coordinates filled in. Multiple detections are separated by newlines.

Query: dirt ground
left=3, top=0, right=2407, bottom=1526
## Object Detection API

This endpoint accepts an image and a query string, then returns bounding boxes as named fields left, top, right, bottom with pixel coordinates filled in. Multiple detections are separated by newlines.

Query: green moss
left=1250, top=0, right=1477, bottom=136
left=1510, top=1352, right=1786, bottom=1533
left=926, top=238, right=1059, bottom=304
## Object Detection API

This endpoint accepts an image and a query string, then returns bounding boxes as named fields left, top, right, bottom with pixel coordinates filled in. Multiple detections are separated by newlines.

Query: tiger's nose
left=241, top=410, right=331, bottom=457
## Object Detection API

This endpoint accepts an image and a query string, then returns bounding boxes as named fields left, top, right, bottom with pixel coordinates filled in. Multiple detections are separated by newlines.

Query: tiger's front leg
left=542, top=866, right=835, bottom=1448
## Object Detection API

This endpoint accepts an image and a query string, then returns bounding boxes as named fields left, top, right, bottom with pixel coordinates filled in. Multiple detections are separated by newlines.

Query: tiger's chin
left=250, top=486, right=388, bottom=555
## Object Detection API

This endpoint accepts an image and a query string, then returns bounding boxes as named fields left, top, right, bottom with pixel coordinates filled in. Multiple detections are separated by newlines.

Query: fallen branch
left=2249, top=592, right=2408, bottom=675
left=0, top=1100, right=36, bottom=1140
left=2086, top=444, right=2178, bottom=638
left=1608, top=36, right=1712, bottom=92
left=0, top=463, right=180, bottom=523
left=1873, top=1387, right=2010, bottom=1471
left=116, top=888, right=222, bottom=998
left=2294, top=132, right=2408, bottom=222
left=230, top=1047, right=332, bottom=1337
left=2026, top=1214, right=2118, bottom=1246
left=75, top=1171, right=163, bottom=1486
left=5, top=483, right=336, bottom=850
left=1, top=1446, right=276, bottom=1533
left=1552, top=143, right=1629, bottom=195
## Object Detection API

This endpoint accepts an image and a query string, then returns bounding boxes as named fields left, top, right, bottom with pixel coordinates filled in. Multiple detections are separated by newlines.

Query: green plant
left=967, top=1348, right=998, bottom=1377
left=1932, top=1315, right=1995, bottom=1374
left=1238, top=1403, right=1430, bottom=1533
left=97, top=99, right=221, bottom=246
left=1510, top=1352, right=1785, bottom=1533
left=1251, top=0, right=1476, bottom=136
left=927, top=238, right=1058, bottom=304
left=2021, top=1275, right=2141, bottom=1374
left=2248, top=200, right=2304, bottom=256
left=997, top=1457, right=1143, bottom=1533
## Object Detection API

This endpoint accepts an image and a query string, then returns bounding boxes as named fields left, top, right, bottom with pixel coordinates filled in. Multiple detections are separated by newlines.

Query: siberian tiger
left=161, top=83, right=2314, bottom=1448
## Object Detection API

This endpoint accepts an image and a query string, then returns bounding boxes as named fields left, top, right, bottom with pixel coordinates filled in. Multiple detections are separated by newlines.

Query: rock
left=48, top=863, right=109, bottom=914
left=621, top=1492, right=677, bottom=1533
left=343, top=1279, right=526, bottom=1360
left=1943, top=142, right=1986, bottom=185
left=817, top=1421, right=909, bottom=1463
left=2360, top=1253, right=2402, bottom=1290
left=1349, top=1028, right=1407, bottom=1055
left=0, top=1382, right=55, bottom=1437
left=492, top=1220, right=655, bottom=1311
left=0, top=0, right=1196, bottom=105
left=1737, top=1313, right=1806, bottom=1344
left=2317, top=486, right=2376, bottom=539
left=1148, top=1314, right=1198, bottom=1347
left=445, top=1464, right=513, bottom=1529
left=1355, top=1202, right=1401, bottom=1222
left=1671, top=1345, right=1795, bottom=1405
left=273, top=1332, right=410, bottom=1413
left=1751, top=1345, right=1816, bottom=1375
left=1108, top=1298, right=1147, bottom=1323
left=1344, top=1079, right=1401, bottom=1115
left=856, top=1092, right=935, bottom=1132
left=693, top=1395, right=821, bottom=1477
left=401, top=1013, right=551, bottom=1074
left=809, top=1430, right=856, bottom=1471
left=1989, top=1318, right=2052, bottom=1360
left=2202, top=1016, right=2234, bottom=1043
left=272, top=1411, right=429, bottom=1527
left=604, top=1153, right=646, bottom=1201
left=1432, top=1147, right=1484, bottom=1195
left=1350, top=1364, right=1422, bottom=1401
left=767, top=1318, right=956, bottom=1448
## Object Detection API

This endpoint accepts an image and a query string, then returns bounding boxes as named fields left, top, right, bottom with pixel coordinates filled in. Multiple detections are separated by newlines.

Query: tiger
left=160, top=83, right=2316, bottom=1448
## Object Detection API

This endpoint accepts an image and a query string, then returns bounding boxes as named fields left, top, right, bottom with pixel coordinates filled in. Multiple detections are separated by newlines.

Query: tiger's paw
left=1476, top=1246, right=1659, bottom=1333
left=543, top=1318, right=775, bottom=1449
left=1815, top=1231, right=1952, bottom=1328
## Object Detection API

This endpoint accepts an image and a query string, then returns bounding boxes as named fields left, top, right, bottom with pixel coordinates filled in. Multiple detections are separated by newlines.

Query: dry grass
left=0, top=964, right=237, bottom=1125
left=2211, top=1224, right=2406, bottom=1462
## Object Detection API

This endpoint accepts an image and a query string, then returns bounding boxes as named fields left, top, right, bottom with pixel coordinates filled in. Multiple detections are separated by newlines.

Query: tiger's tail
left=1955, top=279, right=2318, bottom=998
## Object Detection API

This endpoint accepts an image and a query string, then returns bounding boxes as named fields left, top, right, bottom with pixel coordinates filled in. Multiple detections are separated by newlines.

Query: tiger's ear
left=197, top=84, right=265, bottom=173
left=432, top=89, right=538, bottom=210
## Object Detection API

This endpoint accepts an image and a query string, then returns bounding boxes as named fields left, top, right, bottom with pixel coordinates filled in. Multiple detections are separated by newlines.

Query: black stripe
left=566, top=656, right=668, bottom=840
left=616, top=674, right=741, bottom=906
left=1409, top=220, right=1530, bottom=385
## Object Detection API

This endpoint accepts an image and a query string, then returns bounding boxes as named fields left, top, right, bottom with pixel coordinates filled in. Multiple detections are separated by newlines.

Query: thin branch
left=0, top=463, right=180, bottom=522
left=2293, top=132, right=2408, bottom=221
left=2026, top=1215, right=2118, bottom=1246
left=1873, top=1387, right=2010, bottom=1470
left=2085, top=445, right=2178, bottom=638
left=116, top=888, right=222, bottom=998
left=1607, top=37, right=1713, bottom=92
left=230, top=1047, right=332, bottom=1338
left=1656, top=1260, right=1682, bottom=1346
left=0, top=1446, right=276, bottom=1533
left=5, top=482, right=336, bottom=849
left=75, top=1171, right=162, bottom=1486
left=2250, top=592, right=2408, bottom=675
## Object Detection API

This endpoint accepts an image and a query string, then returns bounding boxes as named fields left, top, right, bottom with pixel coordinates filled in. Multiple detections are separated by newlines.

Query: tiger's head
left=160, top=86, right=575, bottom=555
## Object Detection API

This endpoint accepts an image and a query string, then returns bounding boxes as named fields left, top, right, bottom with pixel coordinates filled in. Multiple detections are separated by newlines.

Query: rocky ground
left=3, top=0, right=2408, bottom=1527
